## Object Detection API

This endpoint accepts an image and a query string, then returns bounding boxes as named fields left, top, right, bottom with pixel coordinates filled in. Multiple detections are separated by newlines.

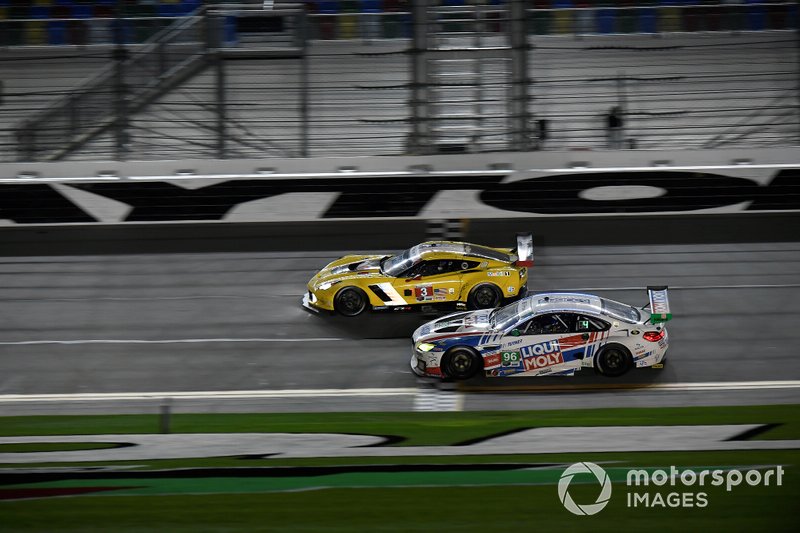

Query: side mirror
left=511, top=329, right=521, bottom=337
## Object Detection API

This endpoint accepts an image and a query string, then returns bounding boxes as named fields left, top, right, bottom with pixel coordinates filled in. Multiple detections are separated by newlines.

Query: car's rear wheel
left=467, top=284, right=502, bottom=310
left=595, top=344, right=632, bottom=377
left=442, top=347, right=482, bottom=380
left=334, top=287, right=369, bottom=317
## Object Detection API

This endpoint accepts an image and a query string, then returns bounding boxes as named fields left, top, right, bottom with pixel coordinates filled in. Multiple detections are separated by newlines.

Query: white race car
left=411, top=287, right=672, bottom=380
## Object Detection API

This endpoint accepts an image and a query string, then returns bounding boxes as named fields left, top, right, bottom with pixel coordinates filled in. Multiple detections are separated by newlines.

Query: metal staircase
left=15, top=4, right=305, bottom=162
left=408, top=0, right=530, bottom=154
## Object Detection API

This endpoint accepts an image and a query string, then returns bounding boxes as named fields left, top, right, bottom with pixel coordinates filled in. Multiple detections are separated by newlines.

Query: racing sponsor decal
left=520, top=340, right=560, bottom=357
left=415, top=285, right=434, bottom=302
left=484, top=353, right=502, bottom=368
left=523, top=352, right=564, bottom=371
left=501, top=351, right=521, bottom=367
left=433, top=288, right=451, bottom=301
left=521, top=340, right=564, bottom=371
left=487, top=271, right=511, bottom=277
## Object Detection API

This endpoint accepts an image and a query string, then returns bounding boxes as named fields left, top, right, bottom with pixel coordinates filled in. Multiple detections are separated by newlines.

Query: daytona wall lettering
left=0, top=170, right=798, bottom=224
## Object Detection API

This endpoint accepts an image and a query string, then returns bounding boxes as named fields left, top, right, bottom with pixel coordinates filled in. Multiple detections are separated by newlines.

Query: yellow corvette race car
left=303, top=234, right=533, bottom=316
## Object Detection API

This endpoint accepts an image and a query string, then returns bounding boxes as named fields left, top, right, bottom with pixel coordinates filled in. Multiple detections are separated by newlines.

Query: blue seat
left=597, top=8, right=615, bottom=34
left=360, top=0, right=381, bottom=13
left=159, top=3, right=182, bottom=18
left=49, top=20, right=67, bottom=45
left=72, top=5, right=92, bottom=18
left=638, top=7, right=657, bottom=34
left=745, top=0, right=766, bottom=31
left=223, top=16, right=237, bottom=46
left=29, top=6, right=50, bottom=19
left=318, top=1, right=339, bottom=14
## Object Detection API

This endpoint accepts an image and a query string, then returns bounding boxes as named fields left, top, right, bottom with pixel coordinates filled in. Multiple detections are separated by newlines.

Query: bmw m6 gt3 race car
left=411, top=287, right=672, bottom=380
left=303, top=234, right=533, bottom=316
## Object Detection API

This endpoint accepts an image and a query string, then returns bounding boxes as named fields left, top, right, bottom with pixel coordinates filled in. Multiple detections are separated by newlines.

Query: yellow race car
left=303, top=234, right=533, bottom=316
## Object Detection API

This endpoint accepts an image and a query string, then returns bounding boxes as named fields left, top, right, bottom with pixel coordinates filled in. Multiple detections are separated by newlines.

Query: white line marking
left=0, top=338, right=344, bottom=346
left=0, top=381, right=798, bottom=404
left=0, top=388, right=419, bottom=403
left=642, top=380, right=800, bottom=391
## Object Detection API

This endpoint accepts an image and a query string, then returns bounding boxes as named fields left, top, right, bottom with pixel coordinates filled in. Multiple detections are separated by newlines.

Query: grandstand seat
left=381, top=0, right=408, bottom=39
left=49, top=5, right=71, bottom=45
left=552, top=1, right=573, bottom=34
left=339, top=0, right=359, bottom=39
left=657, top=1, right=682, bottom=33
left=360, top=0, right=382, bottom=40
left=317, top=1, right=339, bottom=40
left=596, top=8, right=615, bottom=34
left=745, top=0, right=766, bottom=31
left=638, top=5, right=658, bottom=34
left=27, top=6, right=50, bottom=46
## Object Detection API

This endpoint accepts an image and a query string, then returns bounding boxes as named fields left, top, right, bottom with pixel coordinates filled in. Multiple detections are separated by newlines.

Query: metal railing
left=0, top=2, right=797, bottom=163
left=15, top=13, right=211, bottom=161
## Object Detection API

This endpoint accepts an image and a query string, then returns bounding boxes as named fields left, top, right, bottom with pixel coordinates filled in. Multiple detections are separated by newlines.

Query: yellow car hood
left=310, top=254, right=388, bottom=286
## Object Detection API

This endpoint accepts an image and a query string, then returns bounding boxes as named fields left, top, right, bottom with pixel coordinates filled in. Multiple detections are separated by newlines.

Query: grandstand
left=0, top=1, right=797, bottom=161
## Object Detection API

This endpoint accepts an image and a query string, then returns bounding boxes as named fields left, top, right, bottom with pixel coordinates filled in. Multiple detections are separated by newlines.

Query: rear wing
left=647, top=286, right=672, bottom=323
left=514, top=232, right=534, bottom=267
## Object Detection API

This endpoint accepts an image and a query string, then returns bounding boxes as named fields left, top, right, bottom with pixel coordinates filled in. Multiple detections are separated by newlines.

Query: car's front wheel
left=442, top=347, right=483, bottom=380
left=334, top=287, right=369, bottom=317
left=467, top=284, right=502, bottom=310
left=595, top=344, right=632, bottom=377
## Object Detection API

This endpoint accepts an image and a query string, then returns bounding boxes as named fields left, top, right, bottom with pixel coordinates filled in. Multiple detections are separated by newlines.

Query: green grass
left=1, top=404, right=799, bottom=444
left=0, top=442, right=123, bottom=453
left=2, top=481, right=798, bottom=533
left=1, top=405, right=798, bottom=531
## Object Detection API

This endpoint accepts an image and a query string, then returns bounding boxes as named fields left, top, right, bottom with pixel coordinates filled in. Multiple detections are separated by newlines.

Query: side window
left=430, top=260, right=454, bottom=276
left=522, top=313, right=571, bottom=335
left=573, top=314, right=610, bottom=332
left=401, top=261, right=426, bottom=278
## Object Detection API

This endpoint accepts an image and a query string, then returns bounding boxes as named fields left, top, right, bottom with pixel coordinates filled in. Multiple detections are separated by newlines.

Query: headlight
left=416, top=342, right=436, bottom=352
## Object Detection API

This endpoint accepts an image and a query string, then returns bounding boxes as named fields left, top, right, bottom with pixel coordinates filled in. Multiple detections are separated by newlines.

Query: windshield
left=601, top=298, right=641, bottom=323
left=490, top=301, right=521, bottom=329
left=382, top=245, right=421, bottom=276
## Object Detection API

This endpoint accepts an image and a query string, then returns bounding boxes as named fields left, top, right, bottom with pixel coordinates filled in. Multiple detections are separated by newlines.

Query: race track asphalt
left=1, top=242, right=799, bottom=414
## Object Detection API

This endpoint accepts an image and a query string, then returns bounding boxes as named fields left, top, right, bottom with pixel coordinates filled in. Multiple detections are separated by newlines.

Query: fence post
left=113, top=2, right=129, bottom=161
left=509, top=0, right=531, bottom=151
left=159, top=399, right=172, bottom=434
left=206, top=12, right=226, bottom=159
left=409, top=0, right=430, bottom=154
left=299, top=7, right=310, bottom=158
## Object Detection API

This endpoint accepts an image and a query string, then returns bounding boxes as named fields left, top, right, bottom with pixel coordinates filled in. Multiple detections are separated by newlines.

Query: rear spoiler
left=514, top=232, right=534, bottom=267
left=647, top=286, right=672, bottom=323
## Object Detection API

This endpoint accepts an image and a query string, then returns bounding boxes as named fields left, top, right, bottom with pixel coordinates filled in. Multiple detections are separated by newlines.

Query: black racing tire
left=467, top=283, right=502, bottom=310
left=442, top=347, right=483, bottom=380
left=595, top=344, right=633, bottom=378
left=333, top=287, right=369, bottom=317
